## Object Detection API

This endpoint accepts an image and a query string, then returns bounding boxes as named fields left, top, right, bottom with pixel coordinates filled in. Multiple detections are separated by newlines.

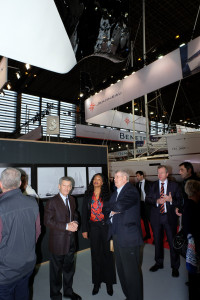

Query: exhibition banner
left=0, top=0, right=76, bottom=73
left=86, top=110, right=146, bottom=132
left=76, top=124, right=145, bottom=143
left=85, top=37, right=200, bottom=122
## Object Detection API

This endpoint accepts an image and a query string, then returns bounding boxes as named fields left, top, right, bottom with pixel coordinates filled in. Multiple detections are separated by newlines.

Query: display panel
left=37, top=167, right=65, bottom=198
left=88, top=166, right=102, bottom=183
left=67, top=167, right=87, bottom=195
left=0, top=167, right=31, bottom=185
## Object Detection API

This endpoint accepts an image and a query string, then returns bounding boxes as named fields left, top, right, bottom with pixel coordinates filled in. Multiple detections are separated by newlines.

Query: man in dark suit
left=44, top=176, right=81, bottom=300
left=136, top=171, right=151, bottom=240
left=103, top=170, right=143, bottom=300
left=146, top=165, right=181, bottom=277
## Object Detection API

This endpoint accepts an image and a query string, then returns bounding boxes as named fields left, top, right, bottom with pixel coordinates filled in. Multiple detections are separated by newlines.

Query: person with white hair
left=103, top=170, right=143, bottom=300
left=0, top=167, right=41, bottom=300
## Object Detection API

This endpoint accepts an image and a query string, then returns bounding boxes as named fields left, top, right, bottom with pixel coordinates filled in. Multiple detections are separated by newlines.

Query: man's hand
left=82, top=232, right=88, bottom=239
left=175, top=207, right=182, bottom=216
left=68, top=221, right=78, bottom=232
left=157, top=197, right=165, bottom=205
left=110, top=211, right=121, bottom=216
left=163, top=192, right=172, bottom=203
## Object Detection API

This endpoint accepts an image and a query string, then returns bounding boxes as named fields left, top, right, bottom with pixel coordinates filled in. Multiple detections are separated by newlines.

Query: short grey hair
left=185, top=180, right=200, bottom=197
left=115, top=170, right=129, bottom=181
left=59, top=176, right=73, bottom=186
left=0, top=168, right=21, bottom=190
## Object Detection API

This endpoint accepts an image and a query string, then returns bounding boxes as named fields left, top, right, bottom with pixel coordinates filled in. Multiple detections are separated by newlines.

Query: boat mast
left=143, top=0, right=150, bottom=156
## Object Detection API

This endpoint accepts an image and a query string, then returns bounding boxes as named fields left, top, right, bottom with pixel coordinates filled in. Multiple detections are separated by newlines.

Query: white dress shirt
left=139, top=179, right=146, bottom=201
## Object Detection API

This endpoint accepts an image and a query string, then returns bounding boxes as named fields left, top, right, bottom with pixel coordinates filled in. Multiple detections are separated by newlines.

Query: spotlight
left=25, top=63, right=31, bottom=70
left=16, top=71, right=21, bottom=79
left=7, top=82, right=11, bottom=90
left=0, top=90, right=5, bottom=96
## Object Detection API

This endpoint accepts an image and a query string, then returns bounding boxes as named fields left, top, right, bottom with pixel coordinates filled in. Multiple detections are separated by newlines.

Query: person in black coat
left=82, top=173, right=116, bottom=296
left=182, top=180, right=200, bottom=300
left=146, top=165, right=182, bottom=277
left=136, top=171, right=152, bottom=240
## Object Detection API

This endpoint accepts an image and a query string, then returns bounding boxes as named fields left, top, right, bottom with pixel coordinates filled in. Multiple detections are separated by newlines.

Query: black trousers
left=50, top=235, right=75, bottom=300
left=140, top=202, right=151, bottom=237
left=113, top=235, right=143, bottom=300
left=90, top=221, right=116, bottom=285
left=151, top=214, right=180, bottom=269
left=188, top=272, right=200, bottom=300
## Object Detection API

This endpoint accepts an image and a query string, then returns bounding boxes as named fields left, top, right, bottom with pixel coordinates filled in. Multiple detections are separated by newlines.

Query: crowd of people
left=0, top=161, right=199, bottom=300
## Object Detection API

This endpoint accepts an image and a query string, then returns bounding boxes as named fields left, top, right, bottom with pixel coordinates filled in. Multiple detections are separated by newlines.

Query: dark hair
left=136, top=171, right=144, bottom=176
left=20, top=174, right=28, bottom=193
left=85, top=173, right=110, bottom=202
left=179, top=162, right=194, bottom=174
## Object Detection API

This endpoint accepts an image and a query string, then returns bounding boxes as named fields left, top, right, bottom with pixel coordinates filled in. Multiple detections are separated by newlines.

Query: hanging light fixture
left=25, top=63, right=31, bottom=70
left=7, top=82, right=11, bottom=90
left=16, top=71, right=21, bottom=79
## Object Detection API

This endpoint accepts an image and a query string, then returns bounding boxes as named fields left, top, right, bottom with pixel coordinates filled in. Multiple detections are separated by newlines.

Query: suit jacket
left=44, top=193, right=78, bottom=255
left=103, top=182, right=143, bottom=248
left=136, top=179, right=151, bottom=200
left=145, top=180, right=182, bottom=230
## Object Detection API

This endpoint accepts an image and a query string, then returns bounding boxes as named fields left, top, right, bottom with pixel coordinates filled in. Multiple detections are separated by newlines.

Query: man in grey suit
left=103, top=170, right=143, bottom=300
left=44, top=176, right=81, bottom=300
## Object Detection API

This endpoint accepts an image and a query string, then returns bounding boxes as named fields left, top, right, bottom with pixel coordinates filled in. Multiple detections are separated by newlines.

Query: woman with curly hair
left=82, top=173, right=116, bottom=296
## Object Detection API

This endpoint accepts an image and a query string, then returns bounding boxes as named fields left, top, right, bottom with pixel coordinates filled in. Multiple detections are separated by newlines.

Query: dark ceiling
left=4, top=0, right=200, bottom=127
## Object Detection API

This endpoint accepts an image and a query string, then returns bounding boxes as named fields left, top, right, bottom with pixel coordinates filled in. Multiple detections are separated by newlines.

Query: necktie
left=66, top=196, right=71, bottom=221
left=160, top=182, right=165, bottom=214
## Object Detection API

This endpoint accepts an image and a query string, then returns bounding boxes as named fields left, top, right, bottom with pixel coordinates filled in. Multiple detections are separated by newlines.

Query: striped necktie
left=160, top=182, right=165, bottom=214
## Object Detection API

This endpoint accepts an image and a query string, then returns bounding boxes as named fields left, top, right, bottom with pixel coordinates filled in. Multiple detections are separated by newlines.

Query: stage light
left=0, top=90, right=5, bottom=96
left=16, top=71, right=21, bottom=79
left=25, top=63, right=31, bottom=70
left=7, top=82, right=11, bottom=90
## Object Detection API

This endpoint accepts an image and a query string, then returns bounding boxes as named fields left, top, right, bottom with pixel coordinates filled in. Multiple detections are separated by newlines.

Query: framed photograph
left=0, top=167, right=31, bottom=185
left=37, top=167, right=65, bottom=198
left=88, top=166, right=102, bottom=183
left=67, top=167, right=87, bottom=195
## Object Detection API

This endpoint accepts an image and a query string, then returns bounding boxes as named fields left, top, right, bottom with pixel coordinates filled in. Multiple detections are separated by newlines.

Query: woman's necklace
left=94, top=192, right=100, bottom=200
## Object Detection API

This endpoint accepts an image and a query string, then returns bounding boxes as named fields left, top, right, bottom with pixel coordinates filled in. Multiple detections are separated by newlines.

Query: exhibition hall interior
left=0, top=1, right=200, bottom=300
